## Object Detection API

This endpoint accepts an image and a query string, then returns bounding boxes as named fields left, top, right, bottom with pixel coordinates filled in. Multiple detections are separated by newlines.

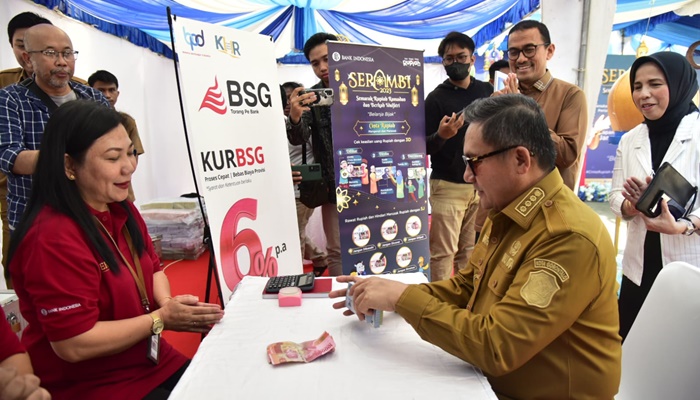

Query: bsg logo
left=183, top=27, right=205, bottom=51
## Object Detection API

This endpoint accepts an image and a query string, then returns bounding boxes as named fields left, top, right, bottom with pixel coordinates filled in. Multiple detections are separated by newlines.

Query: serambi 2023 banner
left=327, top=42, right=430, bottom=278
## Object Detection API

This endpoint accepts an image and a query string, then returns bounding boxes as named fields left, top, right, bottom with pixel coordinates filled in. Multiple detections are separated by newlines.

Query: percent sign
left=220, top=198, right=278, bottom=290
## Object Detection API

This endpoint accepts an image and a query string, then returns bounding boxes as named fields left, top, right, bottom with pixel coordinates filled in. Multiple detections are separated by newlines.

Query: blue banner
left=327, top=42, right=430, bottom=278
left=585, top=55, right=636, bottom=183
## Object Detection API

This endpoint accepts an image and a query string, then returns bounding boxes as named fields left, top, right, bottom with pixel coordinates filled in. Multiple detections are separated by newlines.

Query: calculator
left=265, top=272, right=315, bottom=293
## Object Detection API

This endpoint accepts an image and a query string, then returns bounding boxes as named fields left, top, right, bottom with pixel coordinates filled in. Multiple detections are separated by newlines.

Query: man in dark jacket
left=286, top=33, right=341, bottom=276
left=425, top=32, right=492, bottom=282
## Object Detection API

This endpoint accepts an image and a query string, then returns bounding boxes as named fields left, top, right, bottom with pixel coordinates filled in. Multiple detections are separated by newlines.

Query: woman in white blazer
left=610, top=51, right=700, bottom=340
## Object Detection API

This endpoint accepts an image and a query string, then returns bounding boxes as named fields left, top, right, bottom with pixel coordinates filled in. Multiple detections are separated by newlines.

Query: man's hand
left=287, top=87, right=317, bottom=125
left=0, top=367, right=51, bottom=400
left=291, top=164, right=302, bottom=185
left=329, top=276, right=408, bottom=320
left=491, top=73, right=520, bottom=96
left=436, top=112, right=464, bottom=140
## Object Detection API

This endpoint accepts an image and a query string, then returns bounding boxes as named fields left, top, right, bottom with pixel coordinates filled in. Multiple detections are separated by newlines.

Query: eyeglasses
left=506, top=43, right=549, bottom=60
left=442, top=53, right=471, bottom=66
left=462, top=145, right=520, bottom=176
left=27, top=49, right=79, bottom=61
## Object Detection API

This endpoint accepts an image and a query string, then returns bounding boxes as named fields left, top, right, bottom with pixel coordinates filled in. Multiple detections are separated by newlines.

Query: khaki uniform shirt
left=396, top=169, right=621, bottom=399
left=520, top=71, right=588, bottom=190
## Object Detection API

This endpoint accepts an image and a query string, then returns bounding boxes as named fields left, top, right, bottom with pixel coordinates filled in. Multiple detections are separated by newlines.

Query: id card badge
left=147, top=334, right=161, bottom=364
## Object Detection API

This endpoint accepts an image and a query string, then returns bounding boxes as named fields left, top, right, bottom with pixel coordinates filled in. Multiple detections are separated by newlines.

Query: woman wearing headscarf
left=9, top=100, right=224, bottom=399
left=610, top=51, right=700, bottom=340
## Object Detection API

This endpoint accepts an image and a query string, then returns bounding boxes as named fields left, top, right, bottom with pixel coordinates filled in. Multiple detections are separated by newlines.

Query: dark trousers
left=143, top=360, right=191, bottom=400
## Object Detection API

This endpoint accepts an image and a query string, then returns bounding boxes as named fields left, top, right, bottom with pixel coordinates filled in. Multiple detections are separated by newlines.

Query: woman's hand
left=621, top=176, right=650, bottom=217
left=157, top=295, right=224, bottom=334
left=641, top=199, right=687, bottom=235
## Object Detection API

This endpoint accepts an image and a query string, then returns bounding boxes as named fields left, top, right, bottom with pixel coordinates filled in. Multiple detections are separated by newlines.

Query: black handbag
left=298, top=140, right=328, bottom=209
left=636, top=162, right=698, bottom=219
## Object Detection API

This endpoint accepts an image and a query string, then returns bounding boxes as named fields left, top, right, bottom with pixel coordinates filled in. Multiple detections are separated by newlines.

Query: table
left=170, top=274, right=497, bottom=400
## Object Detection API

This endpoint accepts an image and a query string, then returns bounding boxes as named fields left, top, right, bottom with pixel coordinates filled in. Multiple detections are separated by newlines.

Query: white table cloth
left=170, top=273, right=497, bottom=400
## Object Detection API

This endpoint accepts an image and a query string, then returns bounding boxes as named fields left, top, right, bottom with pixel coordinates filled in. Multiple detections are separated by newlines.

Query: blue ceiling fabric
left=28, top=0, right=539, bottom=62
left=612, top=0, right=700, bottom=51
left=613, top=11, right=681, bottom=34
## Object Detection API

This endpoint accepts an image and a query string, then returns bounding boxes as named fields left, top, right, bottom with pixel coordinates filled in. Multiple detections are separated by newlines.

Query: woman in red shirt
left=8, top=100, right=224, bottom=400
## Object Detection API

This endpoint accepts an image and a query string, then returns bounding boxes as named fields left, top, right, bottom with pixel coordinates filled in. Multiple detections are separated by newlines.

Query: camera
left=304, top=88, right=334, bottom=107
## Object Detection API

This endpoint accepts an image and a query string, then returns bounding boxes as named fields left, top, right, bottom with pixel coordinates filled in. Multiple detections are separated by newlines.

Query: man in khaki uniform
left=331, top=95, right=621, bottom=399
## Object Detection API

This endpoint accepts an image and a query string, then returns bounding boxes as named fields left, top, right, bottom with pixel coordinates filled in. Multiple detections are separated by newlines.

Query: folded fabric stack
left=140, top=198, right=207, bottom=260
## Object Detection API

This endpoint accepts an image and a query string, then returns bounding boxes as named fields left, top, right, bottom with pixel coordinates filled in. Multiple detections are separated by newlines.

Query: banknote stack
left=267, top=331, right=336, bottom=365
left=345, top=282, right=383, bottom=328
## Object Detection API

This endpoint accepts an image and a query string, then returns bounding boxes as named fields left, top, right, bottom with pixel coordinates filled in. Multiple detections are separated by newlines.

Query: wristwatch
left=679, top=217, right=696, bottom=236
left=149, top=312, right=164, bottom=335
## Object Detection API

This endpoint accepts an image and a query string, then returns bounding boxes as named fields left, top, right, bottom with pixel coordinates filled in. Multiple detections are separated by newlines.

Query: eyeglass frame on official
left=26, top=49, right=79, bottom=61
left=441, top=53, right=472, bottom=66
left=506, top=43, right=550, bottom=60
left=462, top=145, right=521, bottom=176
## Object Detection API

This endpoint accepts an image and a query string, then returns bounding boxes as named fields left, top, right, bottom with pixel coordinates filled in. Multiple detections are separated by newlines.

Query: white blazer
left=610, top=112, right=700, bottom=285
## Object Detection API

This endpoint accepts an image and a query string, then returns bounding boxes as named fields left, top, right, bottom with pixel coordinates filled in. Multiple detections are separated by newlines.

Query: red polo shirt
left=11, top=202, right=188, bottom=400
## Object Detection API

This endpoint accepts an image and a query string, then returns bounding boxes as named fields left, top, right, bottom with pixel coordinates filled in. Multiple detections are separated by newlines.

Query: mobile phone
left=291, top=163, right=322, bottom=181
left=304, top=88, right=334, bottom=107
left=494, top=70, right=508, bottom=92
left=265, top=272, right=315, bottom=293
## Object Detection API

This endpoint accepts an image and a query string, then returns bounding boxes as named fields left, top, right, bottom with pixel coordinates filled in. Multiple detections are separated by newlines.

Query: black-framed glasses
left=506, top=43, right=549, bottom=60
left=442, top=53, right=471, bottom=66
left=27, top=49, right=79, bottom=61
left=462, top=145, right=520, bottom=176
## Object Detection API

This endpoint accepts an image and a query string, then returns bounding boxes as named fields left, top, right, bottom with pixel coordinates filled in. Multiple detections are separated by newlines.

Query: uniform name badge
left=148, top=334, right=161, bottom=364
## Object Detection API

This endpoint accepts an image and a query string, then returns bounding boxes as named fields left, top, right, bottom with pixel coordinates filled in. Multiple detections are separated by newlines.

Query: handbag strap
left=683, top=188, right=698, bottom=218
left=301, top=107, right=322, bottom=166
left=301, top=140, right=307, bottom=165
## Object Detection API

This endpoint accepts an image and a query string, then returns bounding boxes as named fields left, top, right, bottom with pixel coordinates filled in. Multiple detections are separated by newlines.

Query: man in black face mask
left=425, top=32, right=492, bottom=282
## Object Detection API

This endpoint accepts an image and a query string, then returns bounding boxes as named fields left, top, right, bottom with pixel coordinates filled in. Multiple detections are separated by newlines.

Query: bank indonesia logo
left=199, top=77, right=227, bottom=115
left=183, top=27, right=205, bottom=51
left=332, top=52, right=341, bottom=62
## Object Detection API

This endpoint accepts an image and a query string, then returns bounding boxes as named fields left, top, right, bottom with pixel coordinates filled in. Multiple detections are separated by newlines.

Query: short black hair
left=437, top=32, right=475, bottom=58
left=508, top=20, right=551, bottom=45
left=88, top=70, right=119, bottom=88
left=8, top=100, right=145, bottom=274
left=462, top=95, right=556, bottom=171
left=7, top=12, right=51, bottom=44
left=280, top=82, right=301, bottom=108
left=488, top=60, right=510, bottom=82
left=282, top=81, right=302, bottom=92
left=303, top=33, right=337, bottom=61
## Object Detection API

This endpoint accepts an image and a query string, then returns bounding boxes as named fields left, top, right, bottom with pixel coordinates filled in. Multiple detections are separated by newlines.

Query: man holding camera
left=286, top=32, right=342, bottom=276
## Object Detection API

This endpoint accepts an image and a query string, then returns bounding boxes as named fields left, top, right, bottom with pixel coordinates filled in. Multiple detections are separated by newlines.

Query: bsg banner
left=172, top=17, right=302, bottom=302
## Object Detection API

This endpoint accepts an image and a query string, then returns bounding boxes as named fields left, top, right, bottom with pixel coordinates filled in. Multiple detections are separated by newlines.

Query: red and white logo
left=199, top=77, right=227, bottom=114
